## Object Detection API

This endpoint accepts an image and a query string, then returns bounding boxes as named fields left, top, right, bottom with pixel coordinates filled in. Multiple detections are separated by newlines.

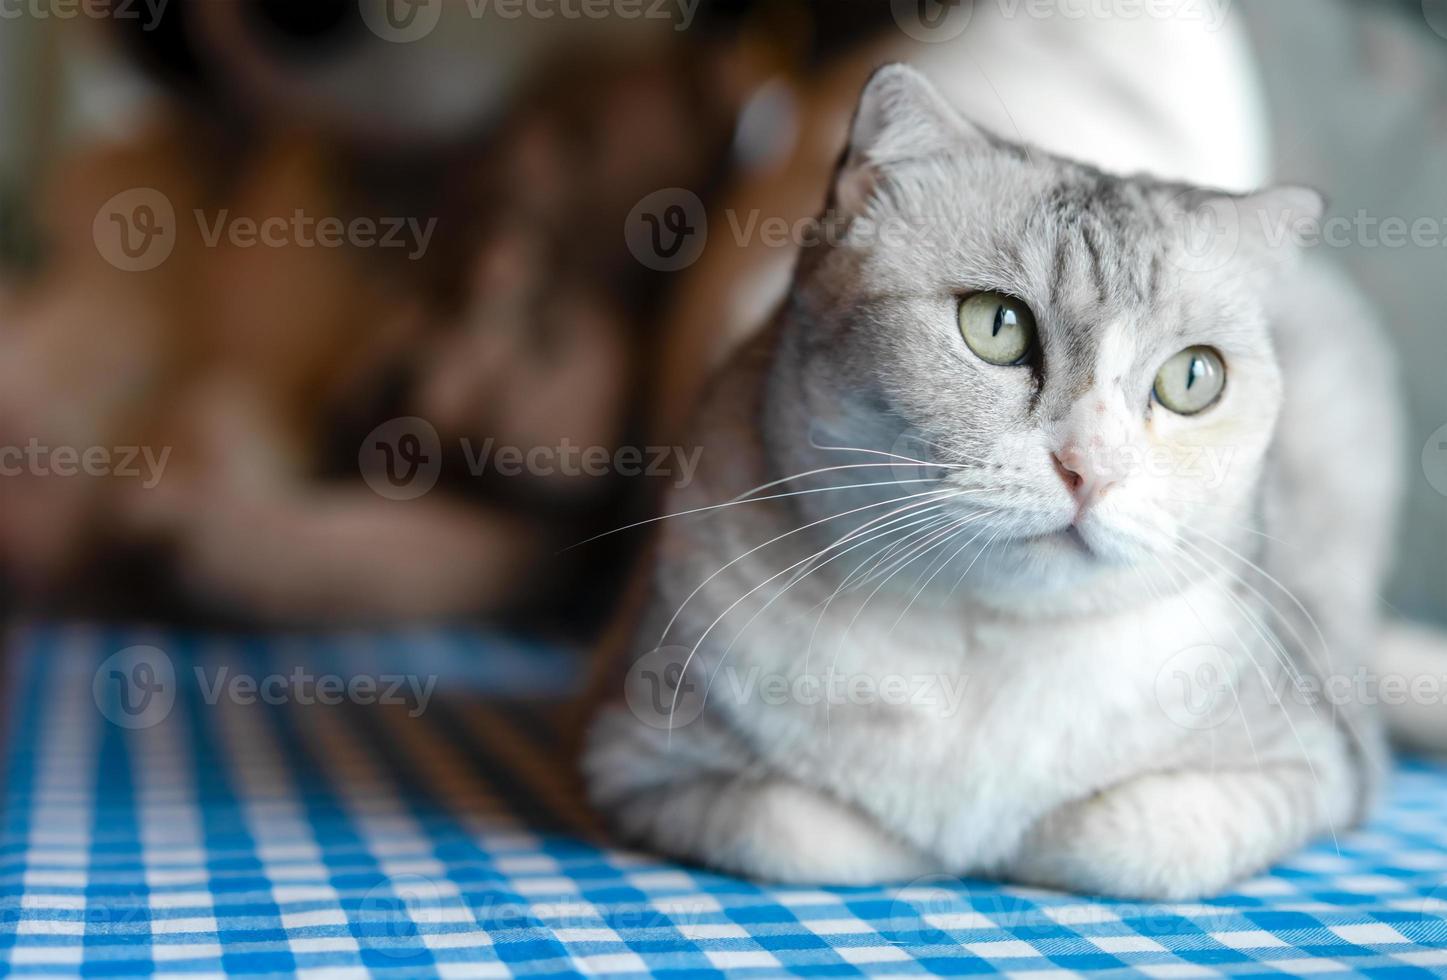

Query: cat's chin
left=967, top=521, right=1154, bottom=606
left=957, top=546, right=1157, bottom=618
left=1018, top=525, right=1093, bottom=554
left=1013, top=520, right=1140, bottom=566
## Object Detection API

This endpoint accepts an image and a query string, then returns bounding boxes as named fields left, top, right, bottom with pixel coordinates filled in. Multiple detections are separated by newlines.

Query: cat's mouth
left=1019, top=525, right=1095, bottom=556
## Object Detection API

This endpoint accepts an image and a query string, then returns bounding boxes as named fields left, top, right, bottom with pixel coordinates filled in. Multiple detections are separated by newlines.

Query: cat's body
left=584, top=63, right=1404, bottom=900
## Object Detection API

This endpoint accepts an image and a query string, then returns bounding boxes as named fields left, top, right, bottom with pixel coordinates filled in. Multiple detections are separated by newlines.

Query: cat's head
left=767, top=65, right=1320, bottom=607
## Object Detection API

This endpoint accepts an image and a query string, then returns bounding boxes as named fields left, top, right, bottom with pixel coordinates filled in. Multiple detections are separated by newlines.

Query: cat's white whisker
left=1164, top=541, right=1313, bottom=706
left=890, top=516, right=998, bottom=632
left=883, top=513, right=981, bottom=604
left=727, top=463, right=952, bottom=502
left=665, top=486, right=972, bottom=726
left=656, top=485, right=962, bottom=648
left=947, top=526, right=1006, bottom=597
left=845, top=511, right=967, bottom=593
left=704, top=507, right=960, bottom=714
left=1176, top=527, right=1378, bottom=785
left=824, top=509, right=975, bottom=732
left=798, top=510, right=961, bottom=709
left=666, top=490, right=971, bottom=733
left=844, top=513, right=958, bottom=592
left=908, top=433, right=998, bottom=470
left=1173, top=535, right=1319, bottom=694
left=1159, top=543, right=1344, bottom=855
left=1148, top=549, right=1266, bottom=777
left=1181, top=526, right=1333, bottom=674
left=563, top=470, right=948, bottom=552
left=1208, top=518, right=1411, bottom=621
left=807, top=440, right=985, bottom=469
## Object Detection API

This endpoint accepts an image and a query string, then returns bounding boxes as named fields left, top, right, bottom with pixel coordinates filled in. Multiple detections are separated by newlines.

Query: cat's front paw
left=1006, top=768, right=1332, bottom=901
left=607, top=774, right=938, bottom=885
left=1011, top=805, right=1243, bottom=901
left=586, top=707, right=936, bottom=884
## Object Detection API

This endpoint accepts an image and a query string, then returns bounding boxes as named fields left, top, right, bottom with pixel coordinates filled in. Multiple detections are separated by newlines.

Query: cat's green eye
left=1153, top=346, right=1226, bottom=416
left=958, top=292, right=1037, bottom=366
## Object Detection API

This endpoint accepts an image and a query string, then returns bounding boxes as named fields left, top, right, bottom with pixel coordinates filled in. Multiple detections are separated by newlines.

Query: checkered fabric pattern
left=4, top=624, right=1447, bottom=978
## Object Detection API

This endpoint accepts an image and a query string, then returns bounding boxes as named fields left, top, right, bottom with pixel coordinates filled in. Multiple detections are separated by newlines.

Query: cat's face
left=775, top=66, right=1318, bottom=604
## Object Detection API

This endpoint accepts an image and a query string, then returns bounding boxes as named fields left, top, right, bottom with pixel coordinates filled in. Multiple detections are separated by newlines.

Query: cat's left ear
left=1233, top=185, right=1326, bottom=254
left=1169, top=184, right=1325, bottom=278
left=832, top=63, right=986, bottom=216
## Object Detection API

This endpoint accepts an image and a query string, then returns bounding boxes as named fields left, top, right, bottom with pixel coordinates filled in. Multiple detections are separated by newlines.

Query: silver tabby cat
left=584, top=65, right=1403, bottom=900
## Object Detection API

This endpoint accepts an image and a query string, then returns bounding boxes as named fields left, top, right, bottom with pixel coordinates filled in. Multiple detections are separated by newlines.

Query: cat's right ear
left=832, top=63, right=984, bottom=216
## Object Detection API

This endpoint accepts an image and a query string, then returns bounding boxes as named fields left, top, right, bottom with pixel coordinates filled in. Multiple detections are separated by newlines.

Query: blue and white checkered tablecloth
left=4, top=624, right=1447, bottom=978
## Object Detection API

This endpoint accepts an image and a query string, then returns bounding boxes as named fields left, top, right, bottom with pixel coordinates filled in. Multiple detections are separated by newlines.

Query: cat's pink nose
left=1052, top=448, right=1117, bottom=515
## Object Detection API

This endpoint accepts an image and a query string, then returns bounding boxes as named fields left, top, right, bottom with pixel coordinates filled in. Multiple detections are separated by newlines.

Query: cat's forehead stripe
left=1146, top=252, right=1164, bottom=306
left=1041, top=174, right=1166, bottom=312
left=1080, top=225, right=1108, bottom=305
left=1046, top=214, right=1115, bottom=311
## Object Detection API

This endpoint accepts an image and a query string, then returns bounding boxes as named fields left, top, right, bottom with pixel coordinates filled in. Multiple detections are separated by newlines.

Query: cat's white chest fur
left=713, top=580, right=1241, bottom=867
